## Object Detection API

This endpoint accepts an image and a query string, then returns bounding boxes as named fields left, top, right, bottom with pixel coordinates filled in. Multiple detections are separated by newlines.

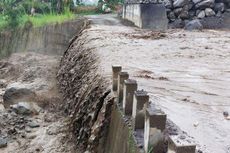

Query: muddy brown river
left=84, top=14, right=230, bottom=153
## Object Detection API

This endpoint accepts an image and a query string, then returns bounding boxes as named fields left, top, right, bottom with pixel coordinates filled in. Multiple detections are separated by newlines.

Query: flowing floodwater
left=84, top=14, right=230, bottom=153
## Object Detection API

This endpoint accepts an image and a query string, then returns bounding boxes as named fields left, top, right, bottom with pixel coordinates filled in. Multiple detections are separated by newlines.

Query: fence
left=112, top=65, right=196, bottom=153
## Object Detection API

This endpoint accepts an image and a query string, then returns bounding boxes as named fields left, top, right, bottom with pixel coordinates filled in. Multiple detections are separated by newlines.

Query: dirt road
left=85, top=14, right=230, bottom=153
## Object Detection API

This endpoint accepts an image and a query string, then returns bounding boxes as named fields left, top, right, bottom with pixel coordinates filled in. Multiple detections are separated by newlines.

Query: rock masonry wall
left=164, top=0, right=230, bottom=23
left=125, top=0, right=230, bottom=29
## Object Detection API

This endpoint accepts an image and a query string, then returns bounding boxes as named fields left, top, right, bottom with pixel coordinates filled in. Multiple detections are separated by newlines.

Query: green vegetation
left=74, top=6, right=103, bottom=15
left=21, top=12, right=75, bottom=28
left=0, top=0, right=75, bottom=30
left=0, top=0, right=122, bottom=31
left=0, top=11, right=75, bottom=30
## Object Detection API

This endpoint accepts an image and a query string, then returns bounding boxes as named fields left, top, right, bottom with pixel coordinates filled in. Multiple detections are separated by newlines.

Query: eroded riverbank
left=0, top=52, right=77, bottom=153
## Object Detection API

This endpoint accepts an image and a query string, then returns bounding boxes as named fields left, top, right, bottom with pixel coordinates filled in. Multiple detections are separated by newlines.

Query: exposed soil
left=82, top=14, right=230, bottom=153
left=0, top=52, right=76, bottom=153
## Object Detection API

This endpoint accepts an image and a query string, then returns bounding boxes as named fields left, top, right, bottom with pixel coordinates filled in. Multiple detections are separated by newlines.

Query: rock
left=205, top=8, right=216, bottom=17
left=168, top=12, right=176, bottom=21
left=197, top=10, right=206, bottom=18
left=200, top=16, right=223, bottom=28
left=216, top=11, right=222, bottom=17
left=193, top=121, right=199, bottom=127
left=11, top=102, right=41, bottom=115
left=214, top=3, right=225, bottom=13
left=223, top=111, right=229, bottom=117
left=185, top=19, right=203, bottom=30
left=166, top=8, right=172, bottom=14
left=25, top=127, right=32, bottom=133
left=164, top=0, right=173, bottom=8
left=188, top=1, right=194, bottom=9
left=189, top=10, right=196, bottom=18
left=169, top=19, right=185, bottom=28
left=193, top=0, right=202, bottom=4
left=0, top=138, right=7, bottom=148
left=174, top=8, right=183, bottom=17
left=0, top=80, right=7, bottom=88
left=179, top=11, right=189, bottom=19
left=173, top=0, right=188, bottom=8
left=11, top=102, right=32, bottom=115
left=195, top=0, right=215, bottom=9
left=3, top=84, right=36, bottom=106
left=0, top=104, right=5, bottom=112
left=27, top=121, right=40, bottom=128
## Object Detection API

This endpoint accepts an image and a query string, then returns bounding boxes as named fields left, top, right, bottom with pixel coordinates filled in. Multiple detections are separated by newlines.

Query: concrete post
left=112, top=65, right=122, bottom=92
left=132, top=90, right=149, bottom=130
left=144, top=108, right=166, bottom=153
left=117, top=72, right=129, bottom=103
left=123, top=79, right=137, bottom=115
left=168, top=135, right=196, bottom=153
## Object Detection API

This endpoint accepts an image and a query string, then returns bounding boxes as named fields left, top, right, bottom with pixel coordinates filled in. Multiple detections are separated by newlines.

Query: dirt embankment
left=57, top=25, right=114, bottom=152
left=0, top=52, right=78, bottom=153
left=0, top=18, right=94, bottom=153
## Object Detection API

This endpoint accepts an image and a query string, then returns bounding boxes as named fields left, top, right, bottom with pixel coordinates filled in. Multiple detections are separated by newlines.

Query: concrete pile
left=164, top=0, right=230, bottom=28
left=57, top=28, right=114, bottom=152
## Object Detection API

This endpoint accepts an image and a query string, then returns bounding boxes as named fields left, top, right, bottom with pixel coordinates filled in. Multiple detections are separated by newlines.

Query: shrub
left=0, top=0, right=24, bottom=28
left=20, top=0, right=50, bottom=14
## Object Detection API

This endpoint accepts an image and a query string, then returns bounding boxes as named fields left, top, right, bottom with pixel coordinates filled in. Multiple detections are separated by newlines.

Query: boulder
left=193, top=0, right=202, bottom=4
left=179, top=5, right=190, bottom=19
left=179, top=11, right=190, bottom=19
left=173, top=0, right=188, bottom=8
left=197, top=10, right=206, bottom=18
left=27, top=121, right=40, bottom=128
left=185, top=19, right=203, bottom=30
left=164, top=0, right=173, bottom=8
left=0, top=138, right=7, bottom=148
left=3, top=83, right=36, bottom=106
left=188, top=1, right=194, bottom=9
left=189, top=10, right=196, bottom=18
left=200, top=16, right=223, bottom=28
left=223, top=111, right=229, bottom=117
left=195, top=0, right=215, bottom=9
left=214, top=3, right=225, bottom=12
left=169, top=19, right=185, bottom=28
left=0, top=80, right=7, bottom=88
left=205, top=8, right=216, bottom=16
left=216, top=11, right=222, bottom=17
left=174, top=8, right=183, bottom=16
left=168, top=12, right=176, bottom=21
left=11, top=102, right=41, bottom=115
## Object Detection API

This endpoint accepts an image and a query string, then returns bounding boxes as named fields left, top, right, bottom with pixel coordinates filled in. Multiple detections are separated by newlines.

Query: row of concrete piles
left=112, top=65, right=196, bottom=153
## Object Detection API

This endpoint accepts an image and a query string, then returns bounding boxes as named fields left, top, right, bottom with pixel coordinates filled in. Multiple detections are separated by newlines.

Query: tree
left=0, top=0, right=23, bottom=28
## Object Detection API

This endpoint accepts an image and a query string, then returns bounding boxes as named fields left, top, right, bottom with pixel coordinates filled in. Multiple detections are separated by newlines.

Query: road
left=84, top=14, right=230, bottom=153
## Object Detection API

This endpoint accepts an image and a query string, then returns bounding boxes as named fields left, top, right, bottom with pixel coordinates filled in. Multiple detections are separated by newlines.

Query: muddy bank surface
left=80, top=14, right=230, bottom=153
left=57, top=22, right=114, bottom=152
left=0, top=52, right=76, bottom=153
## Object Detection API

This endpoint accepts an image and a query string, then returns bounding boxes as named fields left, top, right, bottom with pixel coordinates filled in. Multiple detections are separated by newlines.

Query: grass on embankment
left=0, top=6, right=105, bottom=31
left=0, top=12, right=75, bottom=31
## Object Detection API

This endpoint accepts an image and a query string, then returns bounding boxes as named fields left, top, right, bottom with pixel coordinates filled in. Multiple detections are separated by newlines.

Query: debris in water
left=223, top=111, right=229, bottom=118
left=193, top=121, right=199, bottom=127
